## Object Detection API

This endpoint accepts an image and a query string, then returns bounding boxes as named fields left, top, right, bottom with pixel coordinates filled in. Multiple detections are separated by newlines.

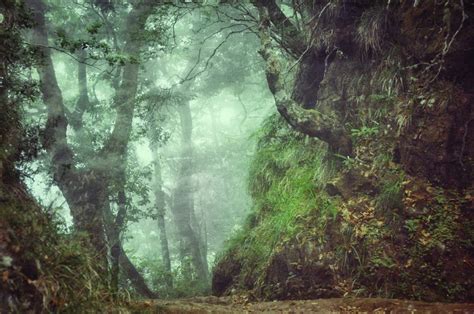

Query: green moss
left=217, top=115, right=339, bottom=291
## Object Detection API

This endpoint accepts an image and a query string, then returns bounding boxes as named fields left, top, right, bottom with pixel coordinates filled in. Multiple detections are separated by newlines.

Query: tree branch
left=100, top=0, right=156, bottom=161
left=27, top=0, right=77, bottom=180
left=24, top=42, right=104, bottom=70
left=180, top=26, right=254, bottom=84
left=257, top=6, right=352, bottom=156
left=252, top=0, right=305, bottom=56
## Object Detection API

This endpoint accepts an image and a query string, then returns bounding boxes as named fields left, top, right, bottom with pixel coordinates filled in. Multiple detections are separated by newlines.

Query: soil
left=128, top=296, right=474, bottom=313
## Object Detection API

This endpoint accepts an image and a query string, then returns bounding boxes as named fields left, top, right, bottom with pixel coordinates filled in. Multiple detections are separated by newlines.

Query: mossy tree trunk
left=27, top=0, right=156, bottom=278
left=28, top=0, right=108, bottom=270
left=252, top=0, right=353, bottom=156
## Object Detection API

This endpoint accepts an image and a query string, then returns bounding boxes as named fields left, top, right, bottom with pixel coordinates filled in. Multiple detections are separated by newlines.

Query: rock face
left=213, top=1, right=474, bottom=303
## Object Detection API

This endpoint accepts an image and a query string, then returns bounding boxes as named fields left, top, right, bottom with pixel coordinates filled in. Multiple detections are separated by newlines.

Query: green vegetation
left=2, top=0, right=474, bottom=310
left=216, top=115, right=339, bottom=293
left=376, top=173, right=405, bottom=211
left=351, top=125, right=379, bottom=139
left=0, top=186, right=117, bottom=312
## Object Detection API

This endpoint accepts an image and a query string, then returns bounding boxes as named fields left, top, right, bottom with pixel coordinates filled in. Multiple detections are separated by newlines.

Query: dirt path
left=128, top=296, right=474, bottom=313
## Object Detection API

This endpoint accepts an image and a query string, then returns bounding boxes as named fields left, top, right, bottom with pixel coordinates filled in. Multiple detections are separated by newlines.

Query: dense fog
left=19, top=2, right=274, bottom=296
left=3, top=0, right=473, bottom=311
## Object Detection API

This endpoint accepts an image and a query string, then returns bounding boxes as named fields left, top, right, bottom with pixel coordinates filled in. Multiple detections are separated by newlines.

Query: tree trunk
left=104, top=204, right=158, bottom=298
left=28, top=0, right=157, bottom=274
left=254, top=3, right=353, bottom=156
left=108, top=187, right=127, bottom=294
left=101, top=0, right=156, bottom=292
left=28, top=0, right=109, bottom=270
left=69, top=49, right=90, bottom=130
left=172, top=100, right=209, bottom=283
left=99, top=0, right=155, bottom=165
left=118, top=244, right=159, bottom=299
left=149, top=136, right=173, bottom=288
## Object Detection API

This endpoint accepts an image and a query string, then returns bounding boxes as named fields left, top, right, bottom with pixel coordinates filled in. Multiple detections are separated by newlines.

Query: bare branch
left=252, top=0, right=305, bottom=56
left=179, top=26, right=255, bottom=84
left=24, top=42, right=105, bottom=71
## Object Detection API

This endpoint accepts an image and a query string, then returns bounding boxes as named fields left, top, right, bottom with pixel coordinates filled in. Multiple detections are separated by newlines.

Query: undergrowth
left=216, top=115, right=337, bottom=291
left=214, top=111, right=474, bottom=301
left=0, top=184, right=119, bottom=312
left=213, top=1, right=474, bottom=301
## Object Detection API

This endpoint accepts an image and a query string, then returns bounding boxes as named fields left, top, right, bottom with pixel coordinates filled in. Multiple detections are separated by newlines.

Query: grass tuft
left=217, top=114, right=338, bottom=291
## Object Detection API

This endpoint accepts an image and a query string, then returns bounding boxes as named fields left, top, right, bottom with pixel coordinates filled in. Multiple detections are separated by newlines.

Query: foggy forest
left=1, top=0, right=474, bottom=312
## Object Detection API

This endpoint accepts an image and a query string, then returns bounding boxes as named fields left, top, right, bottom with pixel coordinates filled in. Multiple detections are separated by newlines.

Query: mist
left=2, top=0, right=473, bottom=311
left=20, top=2, right=274, bottom=297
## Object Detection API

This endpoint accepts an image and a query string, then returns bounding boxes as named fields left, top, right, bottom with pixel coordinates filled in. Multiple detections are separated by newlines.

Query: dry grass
left=356, top=5, right=389, bottom=55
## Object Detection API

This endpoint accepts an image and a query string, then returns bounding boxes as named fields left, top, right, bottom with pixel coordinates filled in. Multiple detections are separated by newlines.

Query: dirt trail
left=128, top=296, right=474, bottom=313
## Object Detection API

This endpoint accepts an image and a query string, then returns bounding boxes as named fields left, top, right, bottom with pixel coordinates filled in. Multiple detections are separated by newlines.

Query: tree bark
left=255, top=5, right=352, bottom=156
left=251, top=0, right=305, bottom=57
